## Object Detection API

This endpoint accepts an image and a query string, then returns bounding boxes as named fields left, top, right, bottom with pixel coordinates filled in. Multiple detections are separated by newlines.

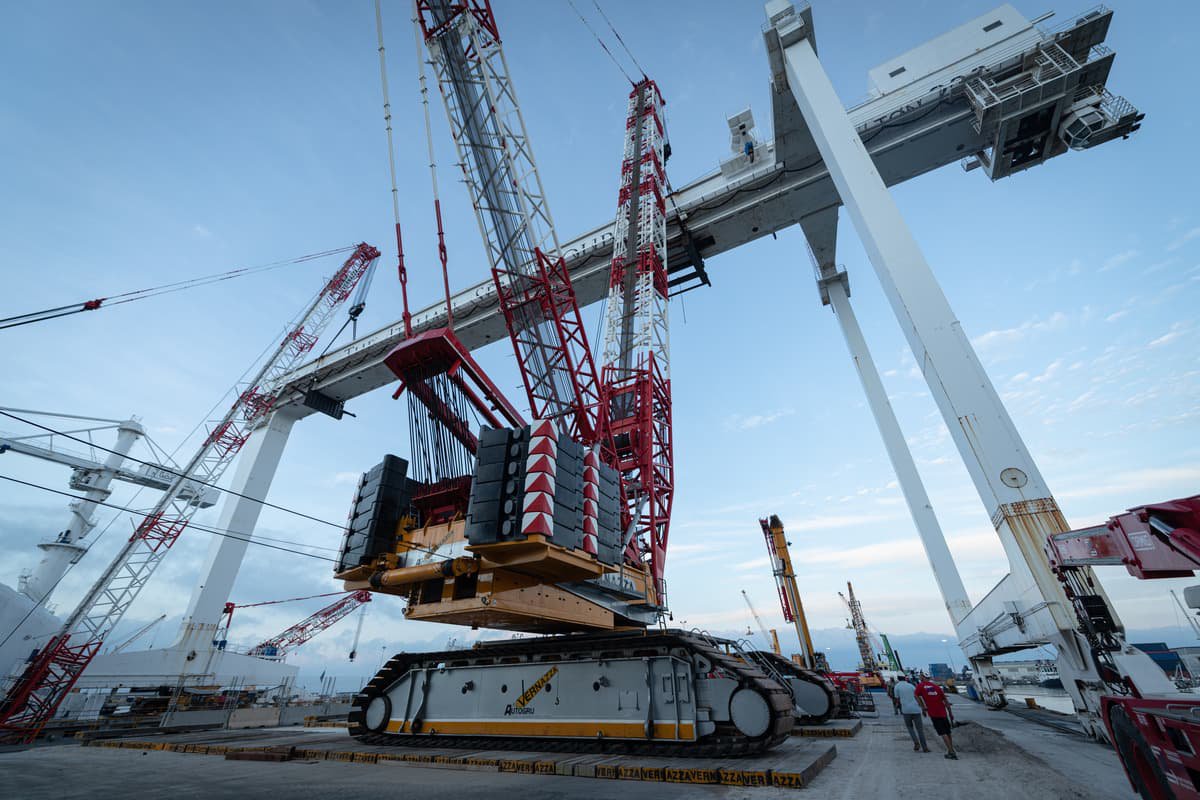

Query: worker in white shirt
left=892, top=674, right=930, bottom=753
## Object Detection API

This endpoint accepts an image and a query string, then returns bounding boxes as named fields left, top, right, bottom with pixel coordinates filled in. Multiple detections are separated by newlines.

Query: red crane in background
left=238, top=590, right=373, bottom=660
left=0, top=245, right=382, bottom=745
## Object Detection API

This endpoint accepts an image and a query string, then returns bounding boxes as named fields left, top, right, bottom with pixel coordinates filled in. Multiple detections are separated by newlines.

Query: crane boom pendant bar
left=0, top=244, right=381, bottom=744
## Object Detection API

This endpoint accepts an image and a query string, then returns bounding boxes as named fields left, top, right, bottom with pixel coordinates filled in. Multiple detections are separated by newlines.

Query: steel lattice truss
left=600, top=80, right=674, bottom=597
left=0, top=244, right=380, bottom=744
left=249, top=590, right=372, bottom=658
left=417, top=0, right=604, bottom=446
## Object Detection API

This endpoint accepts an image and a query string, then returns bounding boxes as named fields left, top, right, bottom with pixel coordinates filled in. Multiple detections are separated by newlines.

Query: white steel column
left=172, top=410, right=297, bottom=654
left=766, top=2, right=1168, bottom=730
left=21, top=419, right=144, bottom=606
left=819, top=269, right=972, bottom=626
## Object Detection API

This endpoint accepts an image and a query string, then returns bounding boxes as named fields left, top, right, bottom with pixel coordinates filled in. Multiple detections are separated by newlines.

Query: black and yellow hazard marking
left=84, top=736, right=836, bottom=790
left=515, top=665, right=558, bottom=709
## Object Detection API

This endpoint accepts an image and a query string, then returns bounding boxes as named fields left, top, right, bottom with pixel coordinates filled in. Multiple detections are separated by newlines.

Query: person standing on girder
left=916, top=674, right=959, bottom=760
left=892, top=674, right=929, bottom=753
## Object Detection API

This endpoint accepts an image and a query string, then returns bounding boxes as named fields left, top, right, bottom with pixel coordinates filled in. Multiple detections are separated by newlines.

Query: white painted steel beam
left=271, top=5, right=1133, bottom=418
left=171, top=410, right=298, bottom=662
left=20, top=419, right=144, bottom=606
left=819, top=267, right=972, bottom=626
left=768, top=2, right=1171, bottom=732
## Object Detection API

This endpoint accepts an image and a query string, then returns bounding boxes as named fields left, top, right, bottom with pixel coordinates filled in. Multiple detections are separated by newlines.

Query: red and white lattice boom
left=0, top=243, right=381, bottom=743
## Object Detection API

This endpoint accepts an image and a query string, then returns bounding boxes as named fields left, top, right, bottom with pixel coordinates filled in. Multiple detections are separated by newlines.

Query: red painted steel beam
left=1047, top=496, right=1200, bottom=579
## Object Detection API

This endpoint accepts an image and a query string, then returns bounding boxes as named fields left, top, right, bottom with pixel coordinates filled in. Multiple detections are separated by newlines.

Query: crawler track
left=750, top=650, right=841, bottom=724
left=349, top=629, right=794, bottom=758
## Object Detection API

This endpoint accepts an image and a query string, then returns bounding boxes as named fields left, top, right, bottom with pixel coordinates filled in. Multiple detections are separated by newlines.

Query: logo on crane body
left=504, top=665, right=558, bottom=715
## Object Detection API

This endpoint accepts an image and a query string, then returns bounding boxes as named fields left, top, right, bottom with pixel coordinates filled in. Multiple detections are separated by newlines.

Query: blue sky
left=1, top=0, right=1198, bottom=683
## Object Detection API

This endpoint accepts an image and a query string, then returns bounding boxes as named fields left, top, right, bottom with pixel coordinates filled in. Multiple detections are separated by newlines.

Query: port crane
left=0, top=412, right=216, bottom=607
left=838, top=582, right=882, bottom=674
left=0, top=243, right=382, bottom=744
left=246, top=591, right=372, bottom=660
left=185, top=1, right=1146, bottom=748
left=742, top=590, right=782, bottom=656
left=758, top=515, right=824, bottom=671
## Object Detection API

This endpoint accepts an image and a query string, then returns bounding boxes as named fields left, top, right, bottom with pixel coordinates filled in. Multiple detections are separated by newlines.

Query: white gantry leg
left=767, top=1, right=1173, bottom=733
left=818, top=266, right=1006, bottom=702
left=171, top=410, right=298, bottom=659
left=820, top=268, right=972, bottom=626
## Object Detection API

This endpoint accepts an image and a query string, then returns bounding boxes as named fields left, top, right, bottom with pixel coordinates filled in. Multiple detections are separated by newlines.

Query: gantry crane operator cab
left=334, top=422, right=660, bottom=634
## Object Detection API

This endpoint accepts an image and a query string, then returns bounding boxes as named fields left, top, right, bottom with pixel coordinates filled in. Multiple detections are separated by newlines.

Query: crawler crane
left=337, top=0, right=806, bottom=755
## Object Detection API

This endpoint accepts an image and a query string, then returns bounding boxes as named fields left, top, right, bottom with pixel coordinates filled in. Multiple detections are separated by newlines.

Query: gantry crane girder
left=271, top=7, right=1139, bottom=424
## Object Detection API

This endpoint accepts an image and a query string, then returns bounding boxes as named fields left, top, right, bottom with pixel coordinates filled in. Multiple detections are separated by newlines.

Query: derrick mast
left=841, top=582, right=881, bottom=674
left=600, top=79, right=673, bottom=598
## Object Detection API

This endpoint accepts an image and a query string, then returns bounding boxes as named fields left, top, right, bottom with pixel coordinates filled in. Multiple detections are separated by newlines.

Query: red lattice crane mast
left=0, top=244, right=381, bottom=744
left=248, top=590, right=372, bottom=659
left=599, top=78, right=674, bottom=598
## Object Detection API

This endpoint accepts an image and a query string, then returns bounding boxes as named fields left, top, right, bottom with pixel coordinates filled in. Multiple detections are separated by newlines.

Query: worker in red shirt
left=916, top=674, right=958, bottom=760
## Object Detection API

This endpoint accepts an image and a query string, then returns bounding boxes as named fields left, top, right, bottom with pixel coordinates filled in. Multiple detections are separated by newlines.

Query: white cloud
left=1105, top=310, right=1129, bottom=323
left=1167, top=227, right=1200, bottom=252
left=1148, top=323, right=1188, bottom=348
left=192, top=224, right=213, bottom=238
left=971, top=311, right=1068, bottom=351
left=1031, top=358, right=1064, bottom=384
left=327, top=471, right=362, bottom=487
left=724, top=408, right=794, bottom=431
left=1099, top=249, right=1139, bottom=272
left=794, top=531, right=1002, bottom=570
left=1056, top=465, right=1200, bottom=501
